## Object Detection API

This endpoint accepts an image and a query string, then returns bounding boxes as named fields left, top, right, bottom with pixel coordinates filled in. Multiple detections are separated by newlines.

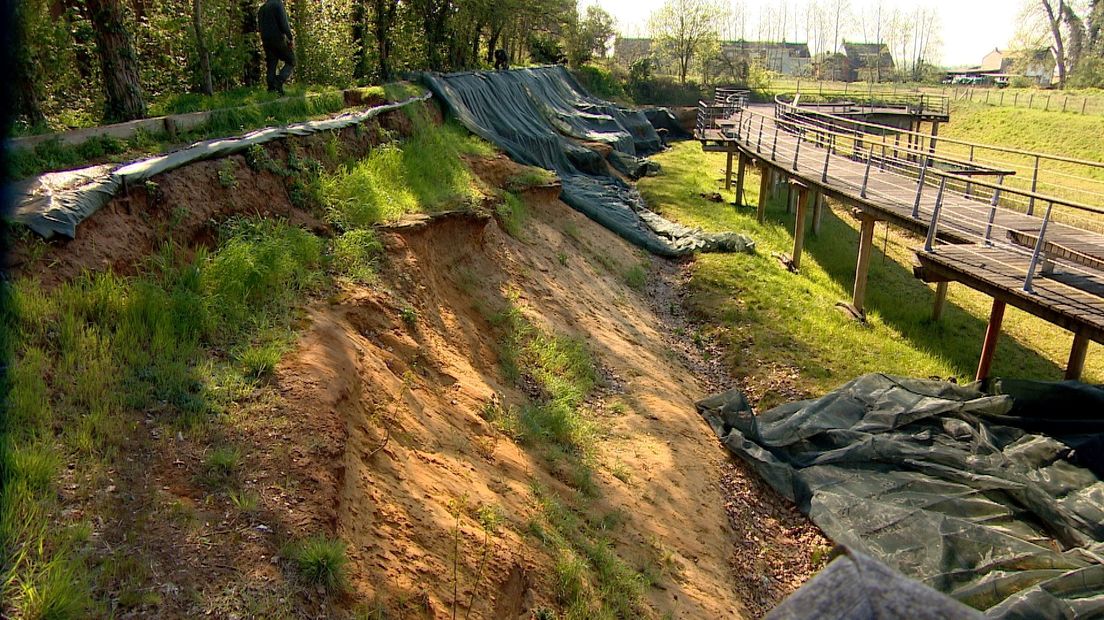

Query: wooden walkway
left=699, top=103, right=1104, bottom=380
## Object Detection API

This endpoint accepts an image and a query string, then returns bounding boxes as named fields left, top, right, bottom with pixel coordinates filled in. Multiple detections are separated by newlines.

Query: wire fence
left=948, top=87, right=1104, bottom=117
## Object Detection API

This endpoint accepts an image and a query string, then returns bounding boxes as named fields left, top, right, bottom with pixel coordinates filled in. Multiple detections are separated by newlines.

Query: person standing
left=257, top=0, right=294, bottom=94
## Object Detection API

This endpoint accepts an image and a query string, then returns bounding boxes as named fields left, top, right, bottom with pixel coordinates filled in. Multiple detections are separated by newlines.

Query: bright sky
left=583, top=0, right=1027, bottom=67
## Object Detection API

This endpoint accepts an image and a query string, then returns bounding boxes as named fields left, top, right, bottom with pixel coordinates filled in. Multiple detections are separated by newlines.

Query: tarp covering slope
left=5, top=93, right=432, bottom=239
left=697, top=374, right=1104, bottom=618
left=422, top=66, right=752, bottom=257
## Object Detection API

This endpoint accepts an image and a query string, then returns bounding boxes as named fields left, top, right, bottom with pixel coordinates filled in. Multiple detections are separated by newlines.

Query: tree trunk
left=240, top=0, right=261, bottom=85
left=193, top=0, right=213, bottom=95
left=373, top=0, right=398, bottom=81
left=353, top=1, right=367, bottom=79
left=85, top=0, right=146, bottom=121
left=1043, top=0, right=1069, bottom=87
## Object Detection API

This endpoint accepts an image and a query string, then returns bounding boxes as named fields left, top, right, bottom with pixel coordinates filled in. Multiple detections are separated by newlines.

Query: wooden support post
left=976, top=299, right=1007, bottom=381
left=1066, top=331, right=1090, bottom=381
left=757, top=163, right=770, bottom=224
left=725, top=150, right=734, bottom=190
left=851, top=214, right=877, bottom=318
left=734, top=152, right=748, bottom=207
left=811, top=192, right=824, bottom=236
left=792, top=183, right=810, bottom=270
left=932, top=281, right=949, bottom=321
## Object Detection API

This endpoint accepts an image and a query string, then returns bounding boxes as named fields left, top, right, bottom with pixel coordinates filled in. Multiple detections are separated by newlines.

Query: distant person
left=494, top=49, right=508, bottom=71
left=257, top=0, right=295, bottom=94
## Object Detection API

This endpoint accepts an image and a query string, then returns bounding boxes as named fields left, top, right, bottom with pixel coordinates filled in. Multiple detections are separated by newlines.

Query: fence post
left=772, top=126, right=779, bottom=160
left=1023, top=201, right=1054, bottom=293
left=793, top=130, right=802, bottom=170
left=821, top=138, right=832, bottom=182
left=1014, top=92, right=1019, bottom=106
left=1063, top=96, right=1069, bottom=113
left=912, top=157, right=930, bottom=219
left=966, top=145, right=976, bottom=197
left=1083, top=98, right=1088, bottom=114
left=983, top=176, right=1004, bottom=244
left=860, top=146, right=874, bottom=198
left=1028, top=155, right=1040, bottom=215
left=1045, top=95, right=1051, bottom=111
left=924, top=177, right=949, bottom=252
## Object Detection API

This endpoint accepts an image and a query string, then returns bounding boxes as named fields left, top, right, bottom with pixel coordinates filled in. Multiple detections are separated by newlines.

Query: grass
left=482, top=296, right=657, bottom=617
left=529, top=486, right=650, bottom=620
left=7, top=82, right=425, bottom=181
left=315, top=113, right=491, bottom=229
left=283, top=536, right=348, bottom=593
left=1, top=110, right=496, bottom=614
left=496, top=192, right=530, bottom=238
left=638, top=141, right=1102, bottom=408
left=0, top=217, right=328, bottom=614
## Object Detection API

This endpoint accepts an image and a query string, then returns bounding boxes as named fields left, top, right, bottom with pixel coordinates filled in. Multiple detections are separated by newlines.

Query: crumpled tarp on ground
left=422, top=66, right=753, bottom=257
left=5, top=93, right=432, bottom=239
left=698, top=373, right=1104, bottom=618
left=766, top=547, right=983, bottom=620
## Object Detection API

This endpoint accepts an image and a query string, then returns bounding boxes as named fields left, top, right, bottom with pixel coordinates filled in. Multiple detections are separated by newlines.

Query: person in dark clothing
left=493, top=49, right=508, bottom=71
left=257, top=0, right=295, bottom=94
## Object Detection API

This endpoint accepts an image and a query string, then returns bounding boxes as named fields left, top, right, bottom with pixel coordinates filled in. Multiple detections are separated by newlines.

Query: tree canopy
left=12, top=0, right=610, bottom=132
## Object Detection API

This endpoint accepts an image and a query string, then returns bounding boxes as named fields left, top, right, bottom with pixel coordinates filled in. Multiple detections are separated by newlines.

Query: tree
left=648, top=0, right=726, bottom=84
left=192, top=0, right=213, bottom=95
left=81, top=0, right=147, bottom=122
left=1036, top=0, right=1086, bottom=87
left=372, top=0, right=400, bottom=79
left=567, top=6, right=615, bottom=67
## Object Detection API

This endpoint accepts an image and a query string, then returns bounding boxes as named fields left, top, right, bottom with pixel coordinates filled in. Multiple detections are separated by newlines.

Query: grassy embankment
left=2, top=102, right=650, bottom=617
left=6, top=83, right=413, bottom=181
left=638, top=140, right=1103, bottom=409
left=0, top=103, right=485, bottom=616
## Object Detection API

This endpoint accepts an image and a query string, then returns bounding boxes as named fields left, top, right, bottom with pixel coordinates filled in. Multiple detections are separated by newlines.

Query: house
left=842, top=41, right=895, bottom=82
left=720, top=41, right=812, bottom=77
left=967, top=48, right=1055, bottom=86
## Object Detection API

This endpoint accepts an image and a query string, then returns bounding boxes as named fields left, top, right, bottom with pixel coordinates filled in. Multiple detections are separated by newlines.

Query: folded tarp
left=767, top=547, right=983, bottom=620
left=4, top=93, right=432, bottom=239
left=422, top=66, right=752, bottom=257
left=698, top=374, right=1104, bottom=618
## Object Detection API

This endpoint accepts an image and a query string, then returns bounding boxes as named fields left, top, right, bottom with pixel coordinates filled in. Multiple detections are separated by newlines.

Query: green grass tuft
left=284, top=536, right=349, bottom=593
left=496, top=192, right=530, bottom=238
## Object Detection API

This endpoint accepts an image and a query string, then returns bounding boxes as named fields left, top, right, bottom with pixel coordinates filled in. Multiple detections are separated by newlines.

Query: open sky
left=584, top=0, right=1027, bottom=67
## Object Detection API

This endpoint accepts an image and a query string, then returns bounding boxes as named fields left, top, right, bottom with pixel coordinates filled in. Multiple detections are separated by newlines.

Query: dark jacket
left=257, top=0, right=293, bottom=44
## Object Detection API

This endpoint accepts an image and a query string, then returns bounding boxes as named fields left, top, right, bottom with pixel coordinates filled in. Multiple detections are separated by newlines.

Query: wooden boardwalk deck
left=699, top=103, right=1104, bottom=379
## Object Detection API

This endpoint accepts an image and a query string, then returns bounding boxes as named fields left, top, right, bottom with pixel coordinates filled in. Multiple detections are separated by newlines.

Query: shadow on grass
left=766, top=199, right=1066, bottom=380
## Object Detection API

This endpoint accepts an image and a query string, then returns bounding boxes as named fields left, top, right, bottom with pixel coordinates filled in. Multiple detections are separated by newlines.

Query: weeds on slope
left=315, top=110, right=492, bottom=228
left=483, top=295, right=653, bottom=618
left=0, top=218, right=338, bottom=616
